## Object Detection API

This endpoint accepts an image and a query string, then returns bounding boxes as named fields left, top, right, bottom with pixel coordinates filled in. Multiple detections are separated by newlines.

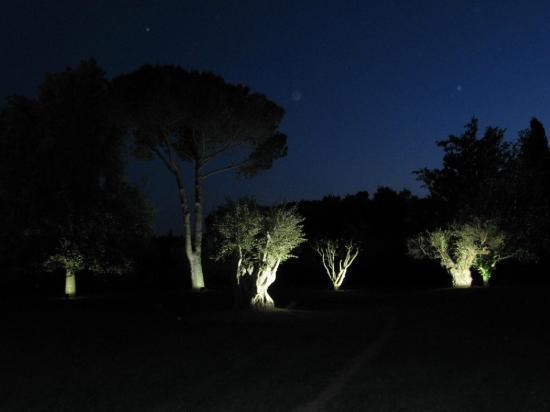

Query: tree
left=0, top=96, right=45, bottom=278
left=408, top=220, right=509, bottom=288
left=40, top=61, right=152, bottom=296
left=113, top=65, right=287, bottom=290
left=313, top=239, right=360, bottom=291
left=415, top=117, right=511, bottom=223
left=509, top=118, right=550, bottom=257
left=0, top=60, right=152, bottom=295
left=43, top=236, right=132, bottom=297
left=212, top=200, right=305, bottom=310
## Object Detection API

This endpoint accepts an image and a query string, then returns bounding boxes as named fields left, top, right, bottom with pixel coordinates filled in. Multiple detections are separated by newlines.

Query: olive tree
left=313, top=239, right=360, bottom=291
left=409, top=220, right=509, bottom=288
left=212, top=200, right=305, bottom=310
left=113, top=66, right=287, bottom=290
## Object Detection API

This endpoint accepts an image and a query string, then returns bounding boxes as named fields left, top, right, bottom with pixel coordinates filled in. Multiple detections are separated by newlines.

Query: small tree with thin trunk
left=409, top=221, right=495, bottom=287
left=313, top=239, right=360, bottom=291
left=44, top=238, right=131, bottom=297
left=44, top=240, right=85, bottom=297
left=212, top=200, right=305, bottom=310
left=114, top=66, right=287, bottom=290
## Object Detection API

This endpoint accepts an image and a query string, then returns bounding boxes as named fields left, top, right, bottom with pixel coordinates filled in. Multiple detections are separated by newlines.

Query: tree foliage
left=0, top=60, right=152, bottom=293
left=113, top=65, right=287, bottom=177
left=416, top=116, right=550, bottom=265
left=509, top=118, right=550, bottom=256
left=113, top=65, right=287, bottom=289
left=415, top=117, right=511, bottom=223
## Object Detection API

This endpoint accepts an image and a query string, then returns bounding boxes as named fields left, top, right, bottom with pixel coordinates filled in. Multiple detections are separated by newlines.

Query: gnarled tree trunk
left=248, top=261, right=280, bottom=310
left=450, top=268, right=472, bottom=288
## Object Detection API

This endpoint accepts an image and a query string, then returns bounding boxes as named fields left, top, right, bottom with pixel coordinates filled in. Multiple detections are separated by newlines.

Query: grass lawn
left=324, top=287, right=550, bottom=411
left=0, top=293, right=385, bottom=411
left=1, top=287, right=549, bottom=411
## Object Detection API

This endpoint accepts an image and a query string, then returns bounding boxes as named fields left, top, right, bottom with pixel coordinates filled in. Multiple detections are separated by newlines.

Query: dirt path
left=294, top=316, right=395, bottom=412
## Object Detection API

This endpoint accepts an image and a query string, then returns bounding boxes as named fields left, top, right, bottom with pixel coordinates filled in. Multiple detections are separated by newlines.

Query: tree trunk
left=251, top=268, right=275, bottom=310
left=189, top=252, right=205, bottom=290
left=174, top=167, right=205, bottom=291
left=157, top=141, right=207, bottom=291
left=479, top=267, right=491, bottom=287
left=450, top=268, right=472, bottom=288
left=333, top=270, right=347, bottom=291
left=233, top=257, right=253, bottom=309
left=250, top=262, right=280, bottom=310
left=65, top=269, right=76, bottom=297
left=190, top=162, right=205, bottom=290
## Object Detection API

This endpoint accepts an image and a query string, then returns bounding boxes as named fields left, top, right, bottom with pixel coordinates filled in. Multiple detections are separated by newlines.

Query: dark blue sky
left=2, top=1, right=550, bottom=233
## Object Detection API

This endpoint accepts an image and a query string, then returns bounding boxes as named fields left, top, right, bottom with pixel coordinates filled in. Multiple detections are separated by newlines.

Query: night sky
left=2, top=0, right=550, bottom=233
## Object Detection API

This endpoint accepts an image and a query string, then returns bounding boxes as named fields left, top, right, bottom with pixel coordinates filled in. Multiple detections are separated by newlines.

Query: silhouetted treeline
left=2, top=59, right=550, bottom=296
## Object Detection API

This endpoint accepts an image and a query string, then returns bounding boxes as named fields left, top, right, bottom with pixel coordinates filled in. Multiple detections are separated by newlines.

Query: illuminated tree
left=415, top=116, right=550, bottom=267
left=44, top=238, right=131, bottom=297
left=212, top=200, right=305, bottom=310
left=45, top=240, right=83, bottom=296
left=313, top=239, right=360, bottom=291
left=472, top=223, right=525, bottom=286
left=408, top=220, right=508, bottom=288
left=114, top=65, right=287, bottom=290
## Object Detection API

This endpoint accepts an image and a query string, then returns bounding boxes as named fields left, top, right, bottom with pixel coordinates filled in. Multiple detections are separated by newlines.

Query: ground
left=1, top=287, right=549, bottom=411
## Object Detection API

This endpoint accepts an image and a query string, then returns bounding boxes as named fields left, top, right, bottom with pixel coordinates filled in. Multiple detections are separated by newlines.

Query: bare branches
left=314, top=239, right=360, bottom=291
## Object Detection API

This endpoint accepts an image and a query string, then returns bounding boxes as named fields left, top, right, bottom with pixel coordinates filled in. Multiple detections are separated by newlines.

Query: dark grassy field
left=1, top=287, right=549, bottom=411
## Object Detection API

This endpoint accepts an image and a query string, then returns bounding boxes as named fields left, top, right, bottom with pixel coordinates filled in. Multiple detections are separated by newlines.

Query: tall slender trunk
left=157, top=140, right=206, bottom=290
left=191, top=162, right=205, bottom=290
left=174, top=168, right=205, bottom=290
left=65, top=269, right=76, bottom=297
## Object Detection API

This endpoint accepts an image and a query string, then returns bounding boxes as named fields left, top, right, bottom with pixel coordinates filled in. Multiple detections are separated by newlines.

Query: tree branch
left=201, top=159, right=251, bottom=179
left=201, top=142, right=234, bottom=165
left=151, top=144, right=176, bottom=174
